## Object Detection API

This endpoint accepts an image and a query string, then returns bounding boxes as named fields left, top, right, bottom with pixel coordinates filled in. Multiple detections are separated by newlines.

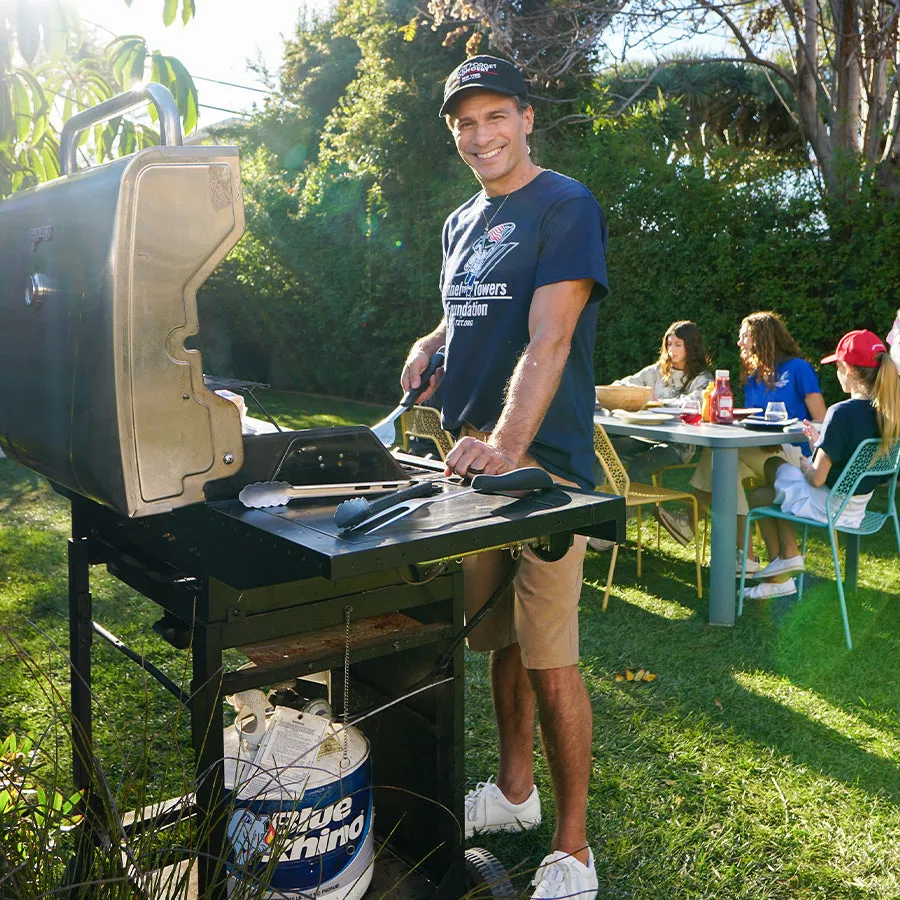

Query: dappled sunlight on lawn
left=582, top=576, right=697, bottom=621
left=733, top=670, right=900, bottom=764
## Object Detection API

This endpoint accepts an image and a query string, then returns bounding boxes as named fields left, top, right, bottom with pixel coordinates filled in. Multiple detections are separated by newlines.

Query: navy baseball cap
left=440, top=55, right=529, bottom=117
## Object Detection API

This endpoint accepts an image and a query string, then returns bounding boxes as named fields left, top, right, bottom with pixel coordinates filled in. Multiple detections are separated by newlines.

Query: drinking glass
left=765, top=401, right=788, bottom=422
left=680, top=397, right=702, bottom=425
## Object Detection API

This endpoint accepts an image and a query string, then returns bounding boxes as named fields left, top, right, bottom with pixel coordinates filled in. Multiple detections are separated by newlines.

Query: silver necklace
left=480, top=165, right=542, bottom=234
left=480, top=191, right=511, bottom=235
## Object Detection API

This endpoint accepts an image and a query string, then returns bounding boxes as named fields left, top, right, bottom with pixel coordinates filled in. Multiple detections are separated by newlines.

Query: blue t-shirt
left=439, top=170, right=608, bottom=489
left=815, top=398, right=886, bottom=494
left=744, top=357, right=821, bottom=420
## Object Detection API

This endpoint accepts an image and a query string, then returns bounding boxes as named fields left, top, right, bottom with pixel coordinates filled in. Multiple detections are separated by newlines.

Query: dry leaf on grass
left=616, top=668, right=657, bottom=684
left=714, top=697, right=723, bottom=710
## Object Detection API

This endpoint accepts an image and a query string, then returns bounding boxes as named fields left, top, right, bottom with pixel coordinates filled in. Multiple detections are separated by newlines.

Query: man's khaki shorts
left=458, top=425, right=588, bottom=670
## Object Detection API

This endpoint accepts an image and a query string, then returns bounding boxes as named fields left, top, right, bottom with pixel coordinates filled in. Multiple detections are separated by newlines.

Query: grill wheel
left=464, top=846, right=516, bottom=899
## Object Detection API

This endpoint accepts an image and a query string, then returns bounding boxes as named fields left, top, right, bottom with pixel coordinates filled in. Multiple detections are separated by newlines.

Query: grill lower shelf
left=223, top=613, right=452, bottom=695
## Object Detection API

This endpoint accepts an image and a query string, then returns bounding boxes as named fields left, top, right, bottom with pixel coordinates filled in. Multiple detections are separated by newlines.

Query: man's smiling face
left=447, top=90, right=533, bottom=197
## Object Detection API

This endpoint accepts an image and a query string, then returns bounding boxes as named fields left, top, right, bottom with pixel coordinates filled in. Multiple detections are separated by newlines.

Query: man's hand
left=400, top=336, right=445, bottom=404
left=445, top=437, right=518, bottom=478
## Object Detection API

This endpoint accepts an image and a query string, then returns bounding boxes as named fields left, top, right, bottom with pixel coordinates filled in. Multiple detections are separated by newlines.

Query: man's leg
left=491, top=643, right=537, bottom=803
left=530, top=665, right=592, bottom=866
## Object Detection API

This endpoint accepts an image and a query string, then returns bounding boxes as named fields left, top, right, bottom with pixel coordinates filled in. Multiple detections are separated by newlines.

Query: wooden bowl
left=595, top=384, right=653, bottom=412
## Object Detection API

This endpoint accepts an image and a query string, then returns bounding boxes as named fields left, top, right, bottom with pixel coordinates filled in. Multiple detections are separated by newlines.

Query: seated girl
left=888, top=308, right=900, bottom=370
left=743, top=330, right=900, bottom=599
left=605, top=321, right=713, bottom=545
left=687, top=311, right=827, bottom=571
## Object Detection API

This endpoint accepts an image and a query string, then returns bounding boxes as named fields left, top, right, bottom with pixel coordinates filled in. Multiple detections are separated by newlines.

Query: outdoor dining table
left=594, top=412, right=810, bottom=625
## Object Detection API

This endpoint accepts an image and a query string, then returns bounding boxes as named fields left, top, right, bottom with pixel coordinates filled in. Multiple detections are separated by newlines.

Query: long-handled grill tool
left=239, top=479, right=417, bottom=509
left=342, top=467, right=554, bottom=534
left=370, top=347, right=445, bottom=447
left=333, top=479, right=441, bottom=528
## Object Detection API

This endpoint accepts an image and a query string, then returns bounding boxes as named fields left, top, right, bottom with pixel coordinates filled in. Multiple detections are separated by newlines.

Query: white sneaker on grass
left=464, top=777, right=541, bottom=839
left=587, top=537, right=615, bottom=552
left=736, top=549, right=761, bottom=575
left=656, top=508, right=694, bottom=546
left=742, top=578, right=797, bottom=599
left=751, top=555, right=805, bottom=579
left=531, top=849, right=598, bottom=899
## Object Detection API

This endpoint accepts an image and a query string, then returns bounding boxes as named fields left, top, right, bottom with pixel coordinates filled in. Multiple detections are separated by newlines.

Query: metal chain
left=341, top=604, right=352, bottom=767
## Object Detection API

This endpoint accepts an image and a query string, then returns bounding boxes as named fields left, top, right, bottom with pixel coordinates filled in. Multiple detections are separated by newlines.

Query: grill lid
left=0, top=84, right=245, bottom=517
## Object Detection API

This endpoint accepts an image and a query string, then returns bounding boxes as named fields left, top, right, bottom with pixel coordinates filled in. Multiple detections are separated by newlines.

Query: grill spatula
left=370, top=347, right=445, bottom=447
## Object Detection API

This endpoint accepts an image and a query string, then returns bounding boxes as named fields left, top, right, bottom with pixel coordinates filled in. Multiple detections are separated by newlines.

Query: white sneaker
left=736, top=549, right=761, bottom=575
left=751, top=555, right=805, bottom=579
left=531, top=849, right=598, bottom=899
left=742, top=578, right=797, bottom=599
left=587, top=537, right=615, bottom=552
left=656, top=508, right=694, bottom=546
left=464, top=777, right=541, bottom=839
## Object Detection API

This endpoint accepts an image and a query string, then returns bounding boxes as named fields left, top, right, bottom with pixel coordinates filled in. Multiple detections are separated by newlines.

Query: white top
left=613, top=363, right=713, bottom=402
left=612, top=364, right=713, bottom=460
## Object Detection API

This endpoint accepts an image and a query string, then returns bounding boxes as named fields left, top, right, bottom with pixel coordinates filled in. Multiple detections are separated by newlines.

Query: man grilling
left=399, top=55, right=608, bottom=899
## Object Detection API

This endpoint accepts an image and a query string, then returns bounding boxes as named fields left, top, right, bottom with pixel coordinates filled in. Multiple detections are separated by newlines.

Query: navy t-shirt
left=815, top=398, right=886, bottom=493
left=439, top=170, right=608, bottom=488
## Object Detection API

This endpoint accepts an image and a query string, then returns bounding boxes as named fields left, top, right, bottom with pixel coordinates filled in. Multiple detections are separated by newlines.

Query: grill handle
left=60, top=82, right=183, bottom=175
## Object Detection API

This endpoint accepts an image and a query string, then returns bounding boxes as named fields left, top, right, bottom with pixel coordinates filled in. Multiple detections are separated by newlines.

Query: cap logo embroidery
left=458, top=62, right=498, bottom=84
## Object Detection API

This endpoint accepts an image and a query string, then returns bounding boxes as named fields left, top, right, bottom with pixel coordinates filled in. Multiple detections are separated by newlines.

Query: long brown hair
left=740, top=311, right=804, bottom=388
left=658, top=321, right=713, bottom=389
left=846, top=353, right=900, bottom=452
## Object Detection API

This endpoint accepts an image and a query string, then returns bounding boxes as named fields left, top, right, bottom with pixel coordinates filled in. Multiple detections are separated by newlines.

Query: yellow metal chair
left=594, top=423, right=702, bottom=610
left=653, top=463, right=761, bottom=560
left=400, top=405, right=454, bottom=460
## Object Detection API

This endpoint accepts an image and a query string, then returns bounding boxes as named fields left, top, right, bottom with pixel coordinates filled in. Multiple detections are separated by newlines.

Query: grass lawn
left=0, top=389, right=898, bottom=898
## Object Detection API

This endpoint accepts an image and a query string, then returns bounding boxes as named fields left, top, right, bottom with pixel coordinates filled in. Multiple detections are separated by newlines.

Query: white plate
left=611, top=409, right=677, bottom=425
left=740, top=417, right=799, bottom=429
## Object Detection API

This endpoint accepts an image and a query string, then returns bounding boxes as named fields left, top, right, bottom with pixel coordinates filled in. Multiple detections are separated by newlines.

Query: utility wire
left=193, top=75, right=272, bottom=94
left=199, top=103, right=251, bottom=117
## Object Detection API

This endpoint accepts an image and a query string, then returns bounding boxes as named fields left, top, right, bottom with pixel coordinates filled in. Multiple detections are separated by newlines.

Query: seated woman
left=605, top=320, right=713, bottom=545
left=743, top=330, right=900, bottom=599
left=888, top=308, right=900, bottom=370
left=686, top=311, right=827, bottom=572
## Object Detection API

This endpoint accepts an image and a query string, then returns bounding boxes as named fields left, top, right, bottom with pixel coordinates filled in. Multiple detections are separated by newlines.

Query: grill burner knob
left=25, top=274, right=55, bottom=308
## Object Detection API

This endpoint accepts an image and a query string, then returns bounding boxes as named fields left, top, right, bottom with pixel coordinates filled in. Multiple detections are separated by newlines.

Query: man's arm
left=400, top=320, right=447, bottom=403
left=445, top=278, right=594, bottom=477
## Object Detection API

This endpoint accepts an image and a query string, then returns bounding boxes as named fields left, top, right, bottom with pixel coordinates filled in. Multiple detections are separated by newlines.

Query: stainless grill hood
left=0, top=84, right=245, bottom=517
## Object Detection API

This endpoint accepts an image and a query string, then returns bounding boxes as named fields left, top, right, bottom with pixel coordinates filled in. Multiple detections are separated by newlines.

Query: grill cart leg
left=66, top=534, right=98, bottom=898
left=190, top=618, right=228, bottom=900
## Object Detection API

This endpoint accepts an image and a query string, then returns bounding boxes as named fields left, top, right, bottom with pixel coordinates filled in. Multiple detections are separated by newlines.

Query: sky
left=73, top=0, right=327, bottom=127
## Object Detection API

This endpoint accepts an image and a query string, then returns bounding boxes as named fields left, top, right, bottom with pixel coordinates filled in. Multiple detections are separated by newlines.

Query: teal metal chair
left=737, top=437, right=900, bottom=649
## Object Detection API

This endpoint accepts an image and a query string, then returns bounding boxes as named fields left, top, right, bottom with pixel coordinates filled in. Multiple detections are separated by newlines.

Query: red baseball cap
left=821, top=329, right=887, bottom=366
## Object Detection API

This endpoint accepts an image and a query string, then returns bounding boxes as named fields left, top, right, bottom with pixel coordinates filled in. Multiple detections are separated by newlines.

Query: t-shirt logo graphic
left=461, top=222, right=518, bottom=287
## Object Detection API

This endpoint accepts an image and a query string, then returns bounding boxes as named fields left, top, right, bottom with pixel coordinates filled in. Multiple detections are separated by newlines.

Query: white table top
left=594, top=412, right=810, bottom=450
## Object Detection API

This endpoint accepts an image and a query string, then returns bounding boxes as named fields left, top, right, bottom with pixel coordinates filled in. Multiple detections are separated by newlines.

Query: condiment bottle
left=711, top=370, right=734, bottom=424
left=701, top=382, right=715, bottom=422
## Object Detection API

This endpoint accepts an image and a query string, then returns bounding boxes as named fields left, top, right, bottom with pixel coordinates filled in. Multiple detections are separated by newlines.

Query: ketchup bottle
left=711, top=370, right=734, bottom=424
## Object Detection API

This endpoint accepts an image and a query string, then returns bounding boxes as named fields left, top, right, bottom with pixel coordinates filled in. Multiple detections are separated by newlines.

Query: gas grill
left=0, top=85, right=624, bottom=898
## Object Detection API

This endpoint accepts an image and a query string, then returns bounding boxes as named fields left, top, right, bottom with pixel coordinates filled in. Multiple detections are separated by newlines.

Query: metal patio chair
left=653, top=461, right=762, bottom=560
left=738, top=437, right=900, bottom=649
left=594, top=423, right=702, bottom=610
left=400, top=405, right=454, bottom=460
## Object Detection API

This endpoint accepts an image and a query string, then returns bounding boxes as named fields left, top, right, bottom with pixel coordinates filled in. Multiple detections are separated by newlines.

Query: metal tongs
left=341, top=467, right=555, bottom=534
